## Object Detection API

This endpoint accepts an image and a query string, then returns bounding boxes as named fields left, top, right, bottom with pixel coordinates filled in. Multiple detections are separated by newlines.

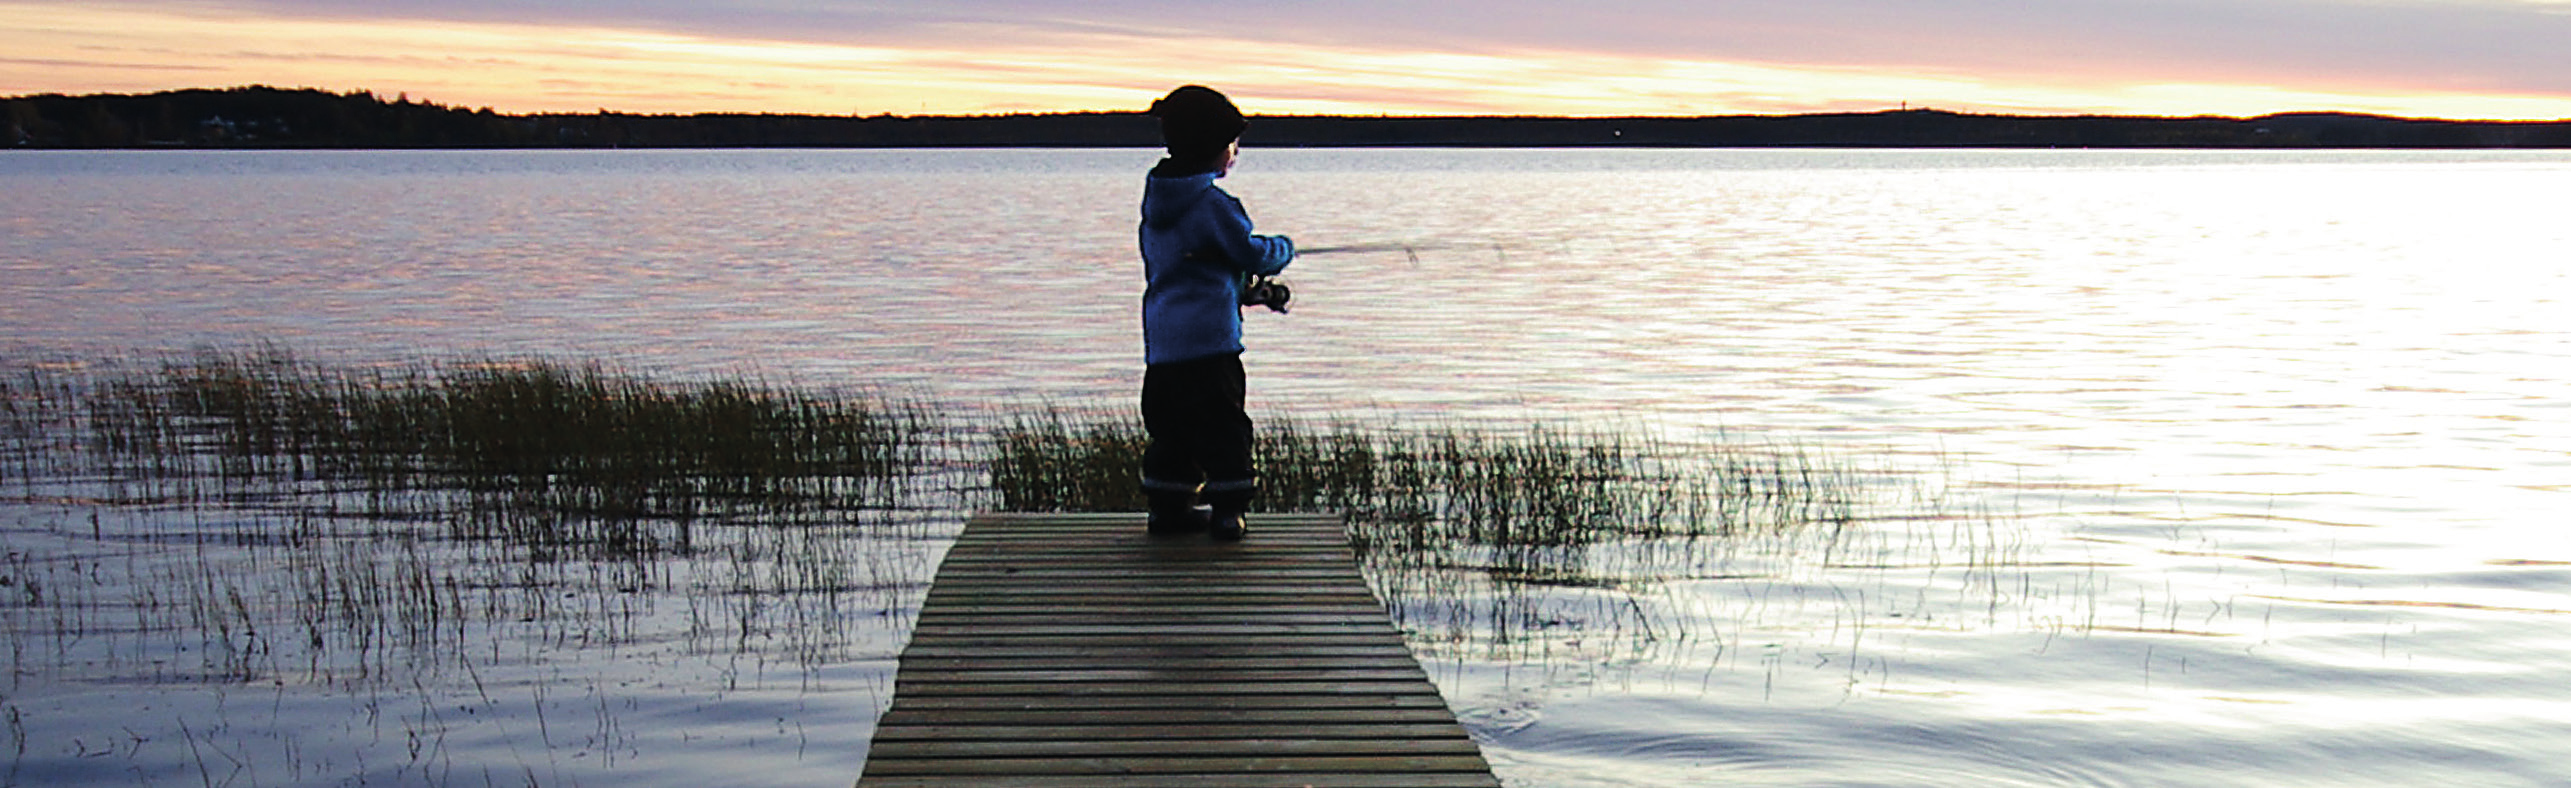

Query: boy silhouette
left=1136, top=85, right=1295, bottom=540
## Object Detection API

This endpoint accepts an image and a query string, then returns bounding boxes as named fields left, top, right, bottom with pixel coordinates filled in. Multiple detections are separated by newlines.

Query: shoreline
left=11, top=86, right=2571, bottom=150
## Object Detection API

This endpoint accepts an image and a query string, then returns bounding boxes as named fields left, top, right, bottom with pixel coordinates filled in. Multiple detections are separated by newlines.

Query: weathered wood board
left=855, top=512, right=1498, bottom=788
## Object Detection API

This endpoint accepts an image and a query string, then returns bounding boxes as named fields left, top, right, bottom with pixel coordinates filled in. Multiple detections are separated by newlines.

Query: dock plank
left=855, top=512, right=1498, bottom=788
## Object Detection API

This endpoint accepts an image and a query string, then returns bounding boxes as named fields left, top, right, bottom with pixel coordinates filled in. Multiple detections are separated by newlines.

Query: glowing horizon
left=5, top=1, right=2568, bottom=122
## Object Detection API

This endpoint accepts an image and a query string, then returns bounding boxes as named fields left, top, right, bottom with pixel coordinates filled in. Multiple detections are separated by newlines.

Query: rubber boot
left=1146, top=490, right=1209, bottom=536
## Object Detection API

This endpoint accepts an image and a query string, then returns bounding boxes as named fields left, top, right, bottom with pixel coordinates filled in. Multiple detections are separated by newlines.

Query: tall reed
left=3, top=348, right=1925, bottom=730
left=987, top=408, right=1147, bottom=513
left=986, top=409, right=1867, bottom=546
left=66, top=348, right=937, bottom=555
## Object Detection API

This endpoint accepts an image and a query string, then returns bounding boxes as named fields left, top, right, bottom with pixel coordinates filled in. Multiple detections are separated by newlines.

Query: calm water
left=6, top=148, right=2571, bottom=786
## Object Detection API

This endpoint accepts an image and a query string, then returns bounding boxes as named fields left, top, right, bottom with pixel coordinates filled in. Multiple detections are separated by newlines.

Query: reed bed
left=984, top=407, right=1909, bottom=660
left=4, top=346, right=953, bottom=695
left=988, top=408, right=1870, bottom=543
left=57, top=347, right=938, bottom=554
left=987, top=408, right=1148, bottom=514
left=4, top=349, right=1901, bottom=688
left=3, top=347, right=1944, bottom=784
left=19, top=351, right=1876, bottom=552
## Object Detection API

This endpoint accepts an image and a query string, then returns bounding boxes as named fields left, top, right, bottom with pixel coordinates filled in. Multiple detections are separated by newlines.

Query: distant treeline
left=9, top=85, right=2571, bottom=149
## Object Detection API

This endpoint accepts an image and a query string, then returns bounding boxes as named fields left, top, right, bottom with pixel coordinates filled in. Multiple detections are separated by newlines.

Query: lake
left=5, top=147, right=2570, bottom=786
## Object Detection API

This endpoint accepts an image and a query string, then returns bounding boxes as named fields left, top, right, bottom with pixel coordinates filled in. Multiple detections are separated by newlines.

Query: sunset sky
left=6, top=0, right=2570, bottom=120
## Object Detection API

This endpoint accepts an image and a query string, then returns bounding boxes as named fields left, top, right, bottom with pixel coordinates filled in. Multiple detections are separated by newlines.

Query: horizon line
left=11, top=85, right=2569, bottom=126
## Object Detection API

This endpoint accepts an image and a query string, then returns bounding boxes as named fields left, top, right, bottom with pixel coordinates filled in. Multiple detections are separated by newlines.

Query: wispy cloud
left=0, top=56, right=212, bottom=73
left=9, top=0, right=2571, bottom=118
left=157, top=0, right=2571, bottom=94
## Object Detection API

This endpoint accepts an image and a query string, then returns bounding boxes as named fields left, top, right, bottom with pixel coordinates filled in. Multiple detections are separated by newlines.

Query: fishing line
left=1293, top=241, right=1500, bottom=265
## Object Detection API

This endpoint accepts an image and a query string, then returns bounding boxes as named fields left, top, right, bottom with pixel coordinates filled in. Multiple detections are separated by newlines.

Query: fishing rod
left=1294, top=241, right=1486, bottom=264
left=1246, top=240, right=1502, bottom=313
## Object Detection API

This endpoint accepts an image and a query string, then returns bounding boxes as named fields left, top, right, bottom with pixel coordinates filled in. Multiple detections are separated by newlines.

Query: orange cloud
left=5, top=1, right=2567, bottom=119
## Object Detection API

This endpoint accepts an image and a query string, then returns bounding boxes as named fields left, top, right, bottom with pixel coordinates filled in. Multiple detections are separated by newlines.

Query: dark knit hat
left=1149, top=85, right=1248, bottom=159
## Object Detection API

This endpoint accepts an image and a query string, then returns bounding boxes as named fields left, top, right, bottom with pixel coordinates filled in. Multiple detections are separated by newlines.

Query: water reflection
left=8, top=148, right=2571, bottom=786
left=0, top=356, right=947, bottom=787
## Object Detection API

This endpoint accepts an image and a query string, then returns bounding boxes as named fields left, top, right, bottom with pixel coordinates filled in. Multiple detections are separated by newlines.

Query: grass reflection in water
left=4, top=349, right=953, bottom=784
left=0, top=348, right=1955, bottom=784
left=986, top=407, right=1955, bottom=667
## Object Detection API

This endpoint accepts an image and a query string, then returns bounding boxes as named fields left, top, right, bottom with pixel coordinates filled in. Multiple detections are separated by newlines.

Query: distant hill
left=8, top=86, right=2569, bottom=149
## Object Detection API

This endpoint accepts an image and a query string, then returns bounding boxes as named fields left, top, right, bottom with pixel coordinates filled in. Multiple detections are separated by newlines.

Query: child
left=1137, top=85, right=1295, bottom=540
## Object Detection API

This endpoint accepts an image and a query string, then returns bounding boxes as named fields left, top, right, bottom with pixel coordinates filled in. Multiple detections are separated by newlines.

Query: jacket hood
left=1141, top=170, right=1218, bottom=229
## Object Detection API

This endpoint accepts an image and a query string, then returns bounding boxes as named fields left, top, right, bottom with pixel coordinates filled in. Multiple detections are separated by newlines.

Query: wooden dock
left=856, top=512, right=1499, bottom=788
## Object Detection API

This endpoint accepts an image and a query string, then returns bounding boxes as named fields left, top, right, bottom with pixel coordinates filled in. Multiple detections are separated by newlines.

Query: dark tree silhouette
left=7, top=86, right=2568, bottom=149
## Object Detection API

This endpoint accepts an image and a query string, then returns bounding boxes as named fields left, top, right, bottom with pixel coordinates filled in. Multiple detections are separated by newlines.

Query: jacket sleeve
left=1211, top=194, right=1294, bottom=277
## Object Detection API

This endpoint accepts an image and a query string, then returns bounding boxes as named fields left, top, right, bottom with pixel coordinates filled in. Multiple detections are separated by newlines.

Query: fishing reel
left=1240, top=275, right=1291, bottom=314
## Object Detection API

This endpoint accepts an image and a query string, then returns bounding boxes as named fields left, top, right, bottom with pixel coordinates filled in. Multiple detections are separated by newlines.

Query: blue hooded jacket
left=1139, top=168, right=1294, bottom=364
